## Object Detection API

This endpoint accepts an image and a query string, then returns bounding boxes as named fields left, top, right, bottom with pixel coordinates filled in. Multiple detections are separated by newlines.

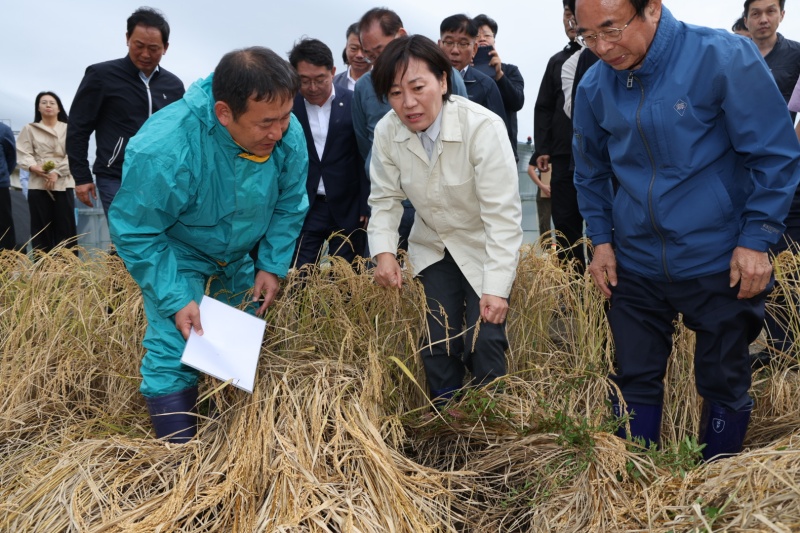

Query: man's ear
left=214, top=101, right=233, bottom=126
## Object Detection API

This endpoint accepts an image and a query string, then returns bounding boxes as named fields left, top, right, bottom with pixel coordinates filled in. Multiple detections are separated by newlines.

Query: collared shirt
left=138, top=65, right=159, bottom=86
left=344, top=66, right=358, bottom=91
left=416, top=108, right=443, bottom=161
left=304, top=85, right=336, bottom=195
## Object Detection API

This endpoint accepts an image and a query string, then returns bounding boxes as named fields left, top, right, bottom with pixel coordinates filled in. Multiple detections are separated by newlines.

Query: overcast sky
left=2, top=0, right=798, bottom=140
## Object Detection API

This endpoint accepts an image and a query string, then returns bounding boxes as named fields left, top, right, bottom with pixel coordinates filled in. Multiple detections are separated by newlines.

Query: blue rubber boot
left=430, top=387, right=461, bottom=409
left=699, top=400, right=752, bottom=462
left=145, top=386, right=199, bottom=443
left=612, top=402, right=663, bottom=449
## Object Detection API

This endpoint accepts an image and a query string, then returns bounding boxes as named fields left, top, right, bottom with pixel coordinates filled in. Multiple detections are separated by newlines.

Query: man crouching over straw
left=109, top=47, right=309, bottom=442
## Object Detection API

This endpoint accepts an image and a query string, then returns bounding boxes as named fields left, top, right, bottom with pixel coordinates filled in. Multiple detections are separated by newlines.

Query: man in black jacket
left=67, top=7, right=185, bottom=218
left=473, top=14, right=526, bottom=162
left=532, top=0, right=584, bottom=267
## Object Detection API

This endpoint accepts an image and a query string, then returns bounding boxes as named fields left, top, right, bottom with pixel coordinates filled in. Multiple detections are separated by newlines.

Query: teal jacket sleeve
left=109, top=150, right=196, bottom=318
left=256, top=115, right=309, bottom=276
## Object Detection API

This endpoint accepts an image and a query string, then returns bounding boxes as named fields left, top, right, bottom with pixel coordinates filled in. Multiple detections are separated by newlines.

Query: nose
left=267, top=121, right=284, bottom=141
left=402, top=92, right=416, bottom=109
left=594, top=37, right=614, bottom=56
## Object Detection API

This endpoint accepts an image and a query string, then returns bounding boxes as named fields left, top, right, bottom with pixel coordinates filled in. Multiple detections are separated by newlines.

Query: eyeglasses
left=440, top=39, right=473, bottom=50
left=300, top=77, right=330, bottom=89
left=576, top=13, right=637, bottom=48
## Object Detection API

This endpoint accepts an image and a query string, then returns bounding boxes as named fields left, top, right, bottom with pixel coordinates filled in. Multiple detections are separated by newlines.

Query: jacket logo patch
left=712, top=418, right=725, bottom=434
left=762, top=223, right=780, bottom=234
left=674, top=99, right=688, bottom=116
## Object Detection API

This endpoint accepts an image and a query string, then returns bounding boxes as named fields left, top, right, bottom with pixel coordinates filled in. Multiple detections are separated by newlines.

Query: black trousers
left=0, top=187, right=15, bottom=250
left=418, top=250, right=508, bottom=396
left=550, top=155, right=585, bottom=267
left=28, top=189, right=77, bottom=252
left=293, top=196, right=358, bottom=268
left=607, top=267, right=768, bottom=411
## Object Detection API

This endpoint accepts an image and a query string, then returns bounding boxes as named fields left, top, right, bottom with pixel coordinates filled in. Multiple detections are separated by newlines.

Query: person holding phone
left=473, top=14, right=526, bottom=161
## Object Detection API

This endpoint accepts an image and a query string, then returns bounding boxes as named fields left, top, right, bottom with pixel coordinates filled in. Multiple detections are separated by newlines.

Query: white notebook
left=180, top=295, right=266, bottom=393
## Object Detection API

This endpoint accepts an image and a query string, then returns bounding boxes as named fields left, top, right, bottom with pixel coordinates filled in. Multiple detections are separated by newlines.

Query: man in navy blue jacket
left=573, top=0, right=800, bottom=461
left=289, top=38, right=368, bottom=267
left=67, top=7, right=184, bottom=219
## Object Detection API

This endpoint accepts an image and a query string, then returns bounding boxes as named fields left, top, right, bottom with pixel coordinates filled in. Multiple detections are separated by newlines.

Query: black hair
left=289, top=38, right=334, bottom=70
left=732, top=15, right=749, bottom=32
left=567, top=0, right=576, bottom=15
left=358, top=8, right=403, bottom=39
left=371, top=34, right=453, bottom=102
left=440, top=14, right=478, bottom=38
left=212, top=47, right=300, bottom=120
left=34, top=91, right=68, bottom=123
left=472, top=14, right=498, bottom=36
left=745, top=0, right=785, bottom=14
left=127, top=6, right=170, bottom=45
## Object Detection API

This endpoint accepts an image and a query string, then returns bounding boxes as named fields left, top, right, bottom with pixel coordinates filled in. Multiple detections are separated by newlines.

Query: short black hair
left=288, top=38, right=334, bottom=71
left=440, top=14, right=478, bottom=38
left=126, top=6, right=170, bottom=45
left=371, top=35, right=453, bottom=103
left=358, top=8, right=403, bottom=39
left=567, top=0, right=576, bottom=15
left=732, top=15, right=748, bottom=32
left=744, top=0, right=785, bottom=14
left=212, top=47, right=300, bottom=120
left=34, top=91, right=68, bottom=123
left=343, top=22, right=359, bottom=65
left=472, top=14, right=498, bottom=36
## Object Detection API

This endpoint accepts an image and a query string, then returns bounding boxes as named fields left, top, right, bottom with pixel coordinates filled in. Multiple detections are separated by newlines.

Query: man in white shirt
left=289, top=38, right=369, bottom=268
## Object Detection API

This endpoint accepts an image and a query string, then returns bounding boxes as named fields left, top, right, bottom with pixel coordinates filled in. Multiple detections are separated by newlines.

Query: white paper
left=180, top=295, right=266, bottom=393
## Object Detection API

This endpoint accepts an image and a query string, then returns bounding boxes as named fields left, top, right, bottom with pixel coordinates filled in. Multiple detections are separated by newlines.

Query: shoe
left=145, top=386, right=199, bottom=443
left=612, top=401, right=662, bottom=449
left=698, top=400, right=752, bottom=462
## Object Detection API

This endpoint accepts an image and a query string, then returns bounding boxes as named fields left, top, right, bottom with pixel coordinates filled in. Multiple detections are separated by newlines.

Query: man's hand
left=480, top=294, right=508, bottom=324
left=588, top=243, right=617, bottom=298
left=488, top=48, right=504, bottom=80
left=253, top=270, right=281, bottom=316
left=374, top=252, right=402, bottom=288
left=175, top=300, right=203, bottom=340
left=536, top=154, right=551, bottom=173
left=75, top=183, right=97, bottom=207
left=729, top=246, right=772, bottom=299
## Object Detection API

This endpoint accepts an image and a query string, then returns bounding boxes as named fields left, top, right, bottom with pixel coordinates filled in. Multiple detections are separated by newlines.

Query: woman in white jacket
left=16, top=91, right=76, bottom=252
left=368, top=35, right=522, bottom=404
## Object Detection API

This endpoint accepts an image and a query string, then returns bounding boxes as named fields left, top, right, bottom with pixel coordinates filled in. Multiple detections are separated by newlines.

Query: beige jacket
left=16, top=121, right=75, bottom=191
left=368, top=96, right=522, bottom=298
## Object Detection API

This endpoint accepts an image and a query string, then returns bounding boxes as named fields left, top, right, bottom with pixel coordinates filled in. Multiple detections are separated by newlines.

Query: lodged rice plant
left=1, top=241, right=800, bottom=532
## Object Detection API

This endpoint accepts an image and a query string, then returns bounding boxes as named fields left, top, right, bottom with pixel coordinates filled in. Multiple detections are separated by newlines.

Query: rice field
left=2, top=243, right=800, bottom=532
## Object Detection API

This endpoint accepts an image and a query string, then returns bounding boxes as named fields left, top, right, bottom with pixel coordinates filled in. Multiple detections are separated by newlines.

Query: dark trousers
left=398, top=199, right=415, bottom=253
left=0, top=187, right=15, bottom=250
left=418, top=250, right=508, bottom=395
left=607, top=268, right=768, bottom=411
left=95, top=176, right=121, bottom=220
left=550, top=155, right=585, bottom=267
left=536, top=188, right=552, bottom=240
left=293, top=196, right=358, bottom=268
left=28, top=189, right=77, bottom=252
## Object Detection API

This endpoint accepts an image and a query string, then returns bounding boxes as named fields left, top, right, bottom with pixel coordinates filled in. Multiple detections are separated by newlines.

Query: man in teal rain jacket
left=109, top=47, right=309, bottom=442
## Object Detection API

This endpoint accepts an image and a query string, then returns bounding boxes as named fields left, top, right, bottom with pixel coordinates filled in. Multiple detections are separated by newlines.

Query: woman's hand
left=374, top=252, right=402, bottom=288
left=44, top=172, right=58, bottom=191
left=29, top=164, right=47, bottom=178
left=480, top=294, right=508, bottom=324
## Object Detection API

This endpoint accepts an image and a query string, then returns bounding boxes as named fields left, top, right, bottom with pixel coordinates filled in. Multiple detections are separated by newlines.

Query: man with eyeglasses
left=572, top=0, right=800, bottom=461
left=288, top=38, right=368, bottom=269
left=438, top=14, right=509, bottom=146
left=531, top=1, right=584, bottom=268
left=473, top=14, right=525, bottom=162
left=352, top=7, right=467, bottom=252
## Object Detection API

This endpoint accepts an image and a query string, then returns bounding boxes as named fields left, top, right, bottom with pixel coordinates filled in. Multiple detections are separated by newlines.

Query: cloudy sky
left=2, top=0, right=797, bottom=140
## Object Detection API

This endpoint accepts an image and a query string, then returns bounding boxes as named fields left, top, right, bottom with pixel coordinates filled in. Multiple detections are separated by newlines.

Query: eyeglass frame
left=576, top=12, right=637, bottom=48
left=440, top=38, right=474, bottom=50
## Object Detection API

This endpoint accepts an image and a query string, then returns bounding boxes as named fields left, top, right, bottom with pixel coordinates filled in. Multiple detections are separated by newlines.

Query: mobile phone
left=473, top=46, right=495, bottom=78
